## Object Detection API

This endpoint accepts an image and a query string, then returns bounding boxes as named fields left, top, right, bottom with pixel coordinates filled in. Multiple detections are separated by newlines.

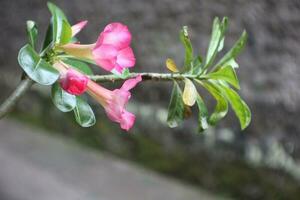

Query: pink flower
left=60, top=22, right=135, bottom=74
left=93, top=23, right=135, bottom=73
left=52, top=61, right=142, bottom=131
left=60, top=69, right=89, bottom=95
left=87, top=75, right=142, bottom=131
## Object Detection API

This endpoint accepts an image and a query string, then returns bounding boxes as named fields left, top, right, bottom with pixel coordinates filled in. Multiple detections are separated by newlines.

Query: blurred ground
left=0, top=119, right=228, bottom=200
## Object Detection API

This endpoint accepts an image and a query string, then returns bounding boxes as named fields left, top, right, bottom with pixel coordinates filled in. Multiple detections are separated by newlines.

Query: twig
left=0, top=72, right=202, bottom=119
left=0, top=76, right=33, bottom=119
left=90, top=72, right=198, bottom=82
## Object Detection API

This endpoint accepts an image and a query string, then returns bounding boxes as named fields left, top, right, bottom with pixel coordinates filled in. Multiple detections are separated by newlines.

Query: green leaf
left=42, top=23, right=54, bottom=51
left=18, top=44, right=59, bottom=85
left=199, top=80, right=228, bottom=125
left=167, top=82, right=185, bottom=128
left=205, top=17, right=228, bottom=69
left=192, top=55, right=203, bottom=75
left=63, top=59, right=93, bottom=75
left=47, top=2, right=72, bottom=44
left=214, top=30, right=247, bottom=70
left=51, top=82, right=76, bottom=112
left=26, top=20, right=38, bottom=49
left=180, top=26, right=193, bottom=72
left=69, top=57, right=97, bottom=66
left=227, top=58, right=239, bottom=69
left=196, top=95, right=209, bottom=132
left=74, top=97, right=96, bottom=127
left=205, top=65, right=240, bottom=89
left=213, top=81, right=251, bottom=130
left=182, top=78, right=197, bottom=106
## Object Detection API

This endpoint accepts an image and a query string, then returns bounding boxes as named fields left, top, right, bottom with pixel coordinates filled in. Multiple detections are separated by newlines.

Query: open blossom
left=61, top=22, right=135, bottom=74
left=87, top=75, right=142, bottom=131
left=53, top=61, right=142, bottom=131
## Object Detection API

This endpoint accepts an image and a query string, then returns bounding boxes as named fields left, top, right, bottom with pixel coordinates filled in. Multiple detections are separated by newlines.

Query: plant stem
left=0, top=76, right=34, bottom=119
left=90, top=72, right=199, bottom=82
left=0, top=72, right=201, bottom=119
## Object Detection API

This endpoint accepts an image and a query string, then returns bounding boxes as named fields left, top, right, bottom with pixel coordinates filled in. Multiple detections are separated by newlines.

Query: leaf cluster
left=167, top=17, right=251, bottom=132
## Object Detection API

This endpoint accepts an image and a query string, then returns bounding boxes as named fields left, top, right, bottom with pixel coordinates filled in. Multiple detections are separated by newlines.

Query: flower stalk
left=0, top=71, right=199, bottom=120
left=90, top=72, right=201, bottom=82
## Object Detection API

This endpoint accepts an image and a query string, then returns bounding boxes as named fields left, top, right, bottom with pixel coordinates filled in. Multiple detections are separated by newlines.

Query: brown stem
left=0, top=76, right=33, bottom=119
left=0, top=72, right=201, bottom=119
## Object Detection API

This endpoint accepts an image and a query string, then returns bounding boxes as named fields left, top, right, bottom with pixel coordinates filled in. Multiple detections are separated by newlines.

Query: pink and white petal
left=120, top=111, right=136, bottom=131
left=112, top=89, right=131, bottom=110
left=105, top=106, right=121, bottom=123
left=71, top=20, right=88, bottom=37
left=93, top=44, right=118, bottom=71
left=116, top=47, right=136, bottom=68
left=96, top=23, right=132, bottom=50
left=121, top=75, right=142, bottom=91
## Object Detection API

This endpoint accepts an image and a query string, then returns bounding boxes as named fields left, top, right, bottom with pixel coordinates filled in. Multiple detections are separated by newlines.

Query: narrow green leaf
left=180, top=26, right=193, bottom=72
left=68, top=57, right=97, bottom=66
left=167, top=82, right=185, bottom=128
left=192, top=55, right=203, bottom=75
left=47, top=2, right=72, bottom=44
left=47, top=2, right=68, bottom=21
left=18, top=44, right=59, bottom=85
left=51, top=82, right=76, bottom=112
left=205, top=17, right=228, bottom=69
left=74, top=97, right=96, bottom=127
left=196, top=95, right=209, bottom=132
left=26, top=20, right=38, bottom=49
left=213, top=81, right=251, bottom=129
left=60, top=20, right=72, bottom=44
left=205, top=65, right=240, bottom=89
left=214, top=31, right=247, bottom=70
left=199, top=80, right=228, bottom=125
left=227, top=58, right=239, bottom=68
left=42, top=23, right=54, bottom=51
left=63, top=59, right=93, bottom=75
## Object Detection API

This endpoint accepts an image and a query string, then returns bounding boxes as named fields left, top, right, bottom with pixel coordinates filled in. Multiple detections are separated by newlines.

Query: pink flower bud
left=60, top=69, right=89, bottom=95
left=71, top=20, right=88, bottom=37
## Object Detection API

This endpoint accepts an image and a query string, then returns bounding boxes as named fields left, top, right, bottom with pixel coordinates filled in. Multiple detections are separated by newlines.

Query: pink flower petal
left=86, top=76, right=141, bottom=131
left=96, top=22, right=132, bottom=50
left=121, top=75, right=142, bottom=91
left=92, top=44, right=118, bottom=72
left=120, top=111, right=136, bottom=131
left=116, top=47, right=136, bottom=69
left=71, top=20, right=88, bottom=37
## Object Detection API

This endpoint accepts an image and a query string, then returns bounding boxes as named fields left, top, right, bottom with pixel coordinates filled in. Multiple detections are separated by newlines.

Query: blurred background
left=0, top=0, right=300, bottom=199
